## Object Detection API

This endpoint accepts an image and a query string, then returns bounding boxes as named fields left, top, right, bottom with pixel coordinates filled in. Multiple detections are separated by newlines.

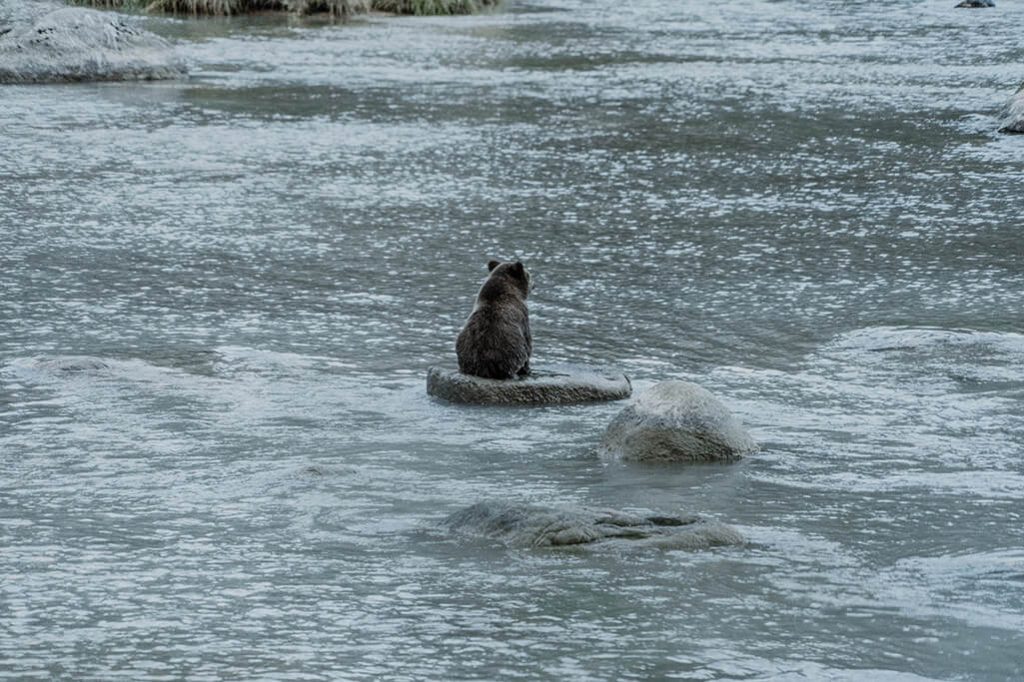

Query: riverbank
left=69, top=0, right=499, bottom=16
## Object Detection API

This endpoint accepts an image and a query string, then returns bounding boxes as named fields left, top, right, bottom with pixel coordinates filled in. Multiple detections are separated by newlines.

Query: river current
left=1, top=0, right=1023, bottom=679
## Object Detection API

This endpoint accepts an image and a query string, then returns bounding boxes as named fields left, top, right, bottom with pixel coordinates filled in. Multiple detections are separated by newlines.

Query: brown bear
left=456, top=260, right=532, bottom=380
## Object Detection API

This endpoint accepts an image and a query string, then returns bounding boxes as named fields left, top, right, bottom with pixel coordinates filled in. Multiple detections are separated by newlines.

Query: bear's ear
left=487, top=260, right=500, bottom=272
left=512, top=261, right=525, bottom=277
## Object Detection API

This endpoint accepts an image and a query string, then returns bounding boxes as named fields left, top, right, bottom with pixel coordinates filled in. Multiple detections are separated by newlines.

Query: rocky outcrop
left=999, top=83, right=1024, bottom=134
left=599, top=380, right=757, bottom=463
left=427, top=364, right=631, bottom=406
left=444, top=500, right=744, bottom=550
left=0, top=1, right=184, bottom=84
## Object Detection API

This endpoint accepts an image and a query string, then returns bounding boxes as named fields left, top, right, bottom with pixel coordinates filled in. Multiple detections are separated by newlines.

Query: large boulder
left=0, top=1, right=184, bottom=84
left=427, top=363, right=631, bottom=405
left=599, top=380, right=757, bottom=463
left=444, top=500, right=744, bottom=550
left=999, top=83, right=1024, bottom=134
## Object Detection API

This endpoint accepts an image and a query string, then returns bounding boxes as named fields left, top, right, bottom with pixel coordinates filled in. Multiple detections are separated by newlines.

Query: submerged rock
left=427, top=363, right=631, bottom=406
left=444, top=500, right=744, bottom=550
left=999, top=83, right=1024, bottom=134
left=0, top=1, right=184, bottom=84
left=31, top=355, right=111, bottom=373
left=599, top=380, right=757, bottom=463
left=955, top=0, right=994, bottom=6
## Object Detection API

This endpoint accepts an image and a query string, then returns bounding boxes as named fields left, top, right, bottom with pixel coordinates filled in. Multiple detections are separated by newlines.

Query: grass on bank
left=71, top=0, right=499, bottom=16
left=373, top=0, right=496, bottom=15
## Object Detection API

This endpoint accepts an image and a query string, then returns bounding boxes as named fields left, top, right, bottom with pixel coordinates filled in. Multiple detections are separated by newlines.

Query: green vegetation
left=372, top=0, right=497, bottom=14
left=70, top=0, right=497, bottom=15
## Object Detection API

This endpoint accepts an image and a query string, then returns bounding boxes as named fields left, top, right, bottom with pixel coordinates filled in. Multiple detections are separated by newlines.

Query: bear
left=456, top=260, right=532, bottom=380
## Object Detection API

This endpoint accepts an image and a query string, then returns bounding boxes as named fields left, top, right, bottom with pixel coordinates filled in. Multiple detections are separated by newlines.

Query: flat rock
left=427, top=363, right=631, bottom=405
left=0, top=1, right=184, bottom=84
left=599, top=380, right=757, bottom=463
left=444, top=500, right=744, bottom=550
left=999, top=83, right=1024, bottom=134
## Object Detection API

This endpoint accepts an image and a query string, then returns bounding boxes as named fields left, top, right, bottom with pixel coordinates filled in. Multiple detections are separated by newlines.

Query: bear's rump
left=456, top=310, right=530, bottom=380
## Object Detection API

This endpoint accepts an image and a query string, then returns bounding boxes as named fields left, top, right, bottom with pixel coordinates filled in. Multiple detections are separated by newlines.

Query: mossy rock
left=445, top=500, right=744, bottom=550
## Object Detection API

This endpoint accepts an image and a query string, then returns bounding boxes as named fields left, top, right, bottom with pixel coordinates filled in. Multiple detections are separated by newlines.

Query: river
left=1, top=0, right=1022, bottom=679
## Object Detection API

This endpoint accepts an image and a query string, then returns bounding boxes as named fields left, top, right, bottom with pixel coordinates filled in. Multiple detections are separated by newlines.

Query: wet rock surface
left=999, top=83, right=1024, bottom=134
left=427, top=363, right=631, bottom=405
left=0, top=1, right=184, bottom=84
left=600, top=380, right=757, bottom=463
left=444, top=500, right=744, bottom=550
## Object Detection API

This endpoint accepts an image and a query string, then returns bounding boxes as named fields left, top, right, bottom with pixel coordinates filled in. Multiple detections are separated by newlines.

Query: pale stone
left=999, top=83, right=1024, bottom=134
left=599, top=380, right=757, bottom=463
left=0, top=2, right=184, bottom=84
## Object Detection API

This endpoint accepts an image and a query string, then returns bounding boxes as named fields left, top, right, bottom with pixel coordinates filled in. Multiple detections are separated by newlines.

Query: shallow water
left=2, top=0, right=1023, bottom=679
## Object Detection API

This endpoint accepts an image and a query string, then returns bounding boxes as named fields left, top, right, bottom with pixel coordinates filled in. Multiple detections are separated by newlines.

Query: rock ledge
left=427, top=364, right=631, bottom=405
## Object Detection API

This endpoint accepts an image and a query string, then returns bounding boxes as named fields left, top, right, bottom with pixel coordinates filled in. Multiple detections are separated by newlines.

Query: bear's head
left=484, top=259, right=531, bottom=299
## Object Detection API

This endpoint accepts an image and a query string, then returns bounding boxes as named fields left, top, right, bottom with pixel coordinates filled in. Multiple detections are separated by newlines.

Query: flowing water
left=2, top=0, right=1023, bottom=678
